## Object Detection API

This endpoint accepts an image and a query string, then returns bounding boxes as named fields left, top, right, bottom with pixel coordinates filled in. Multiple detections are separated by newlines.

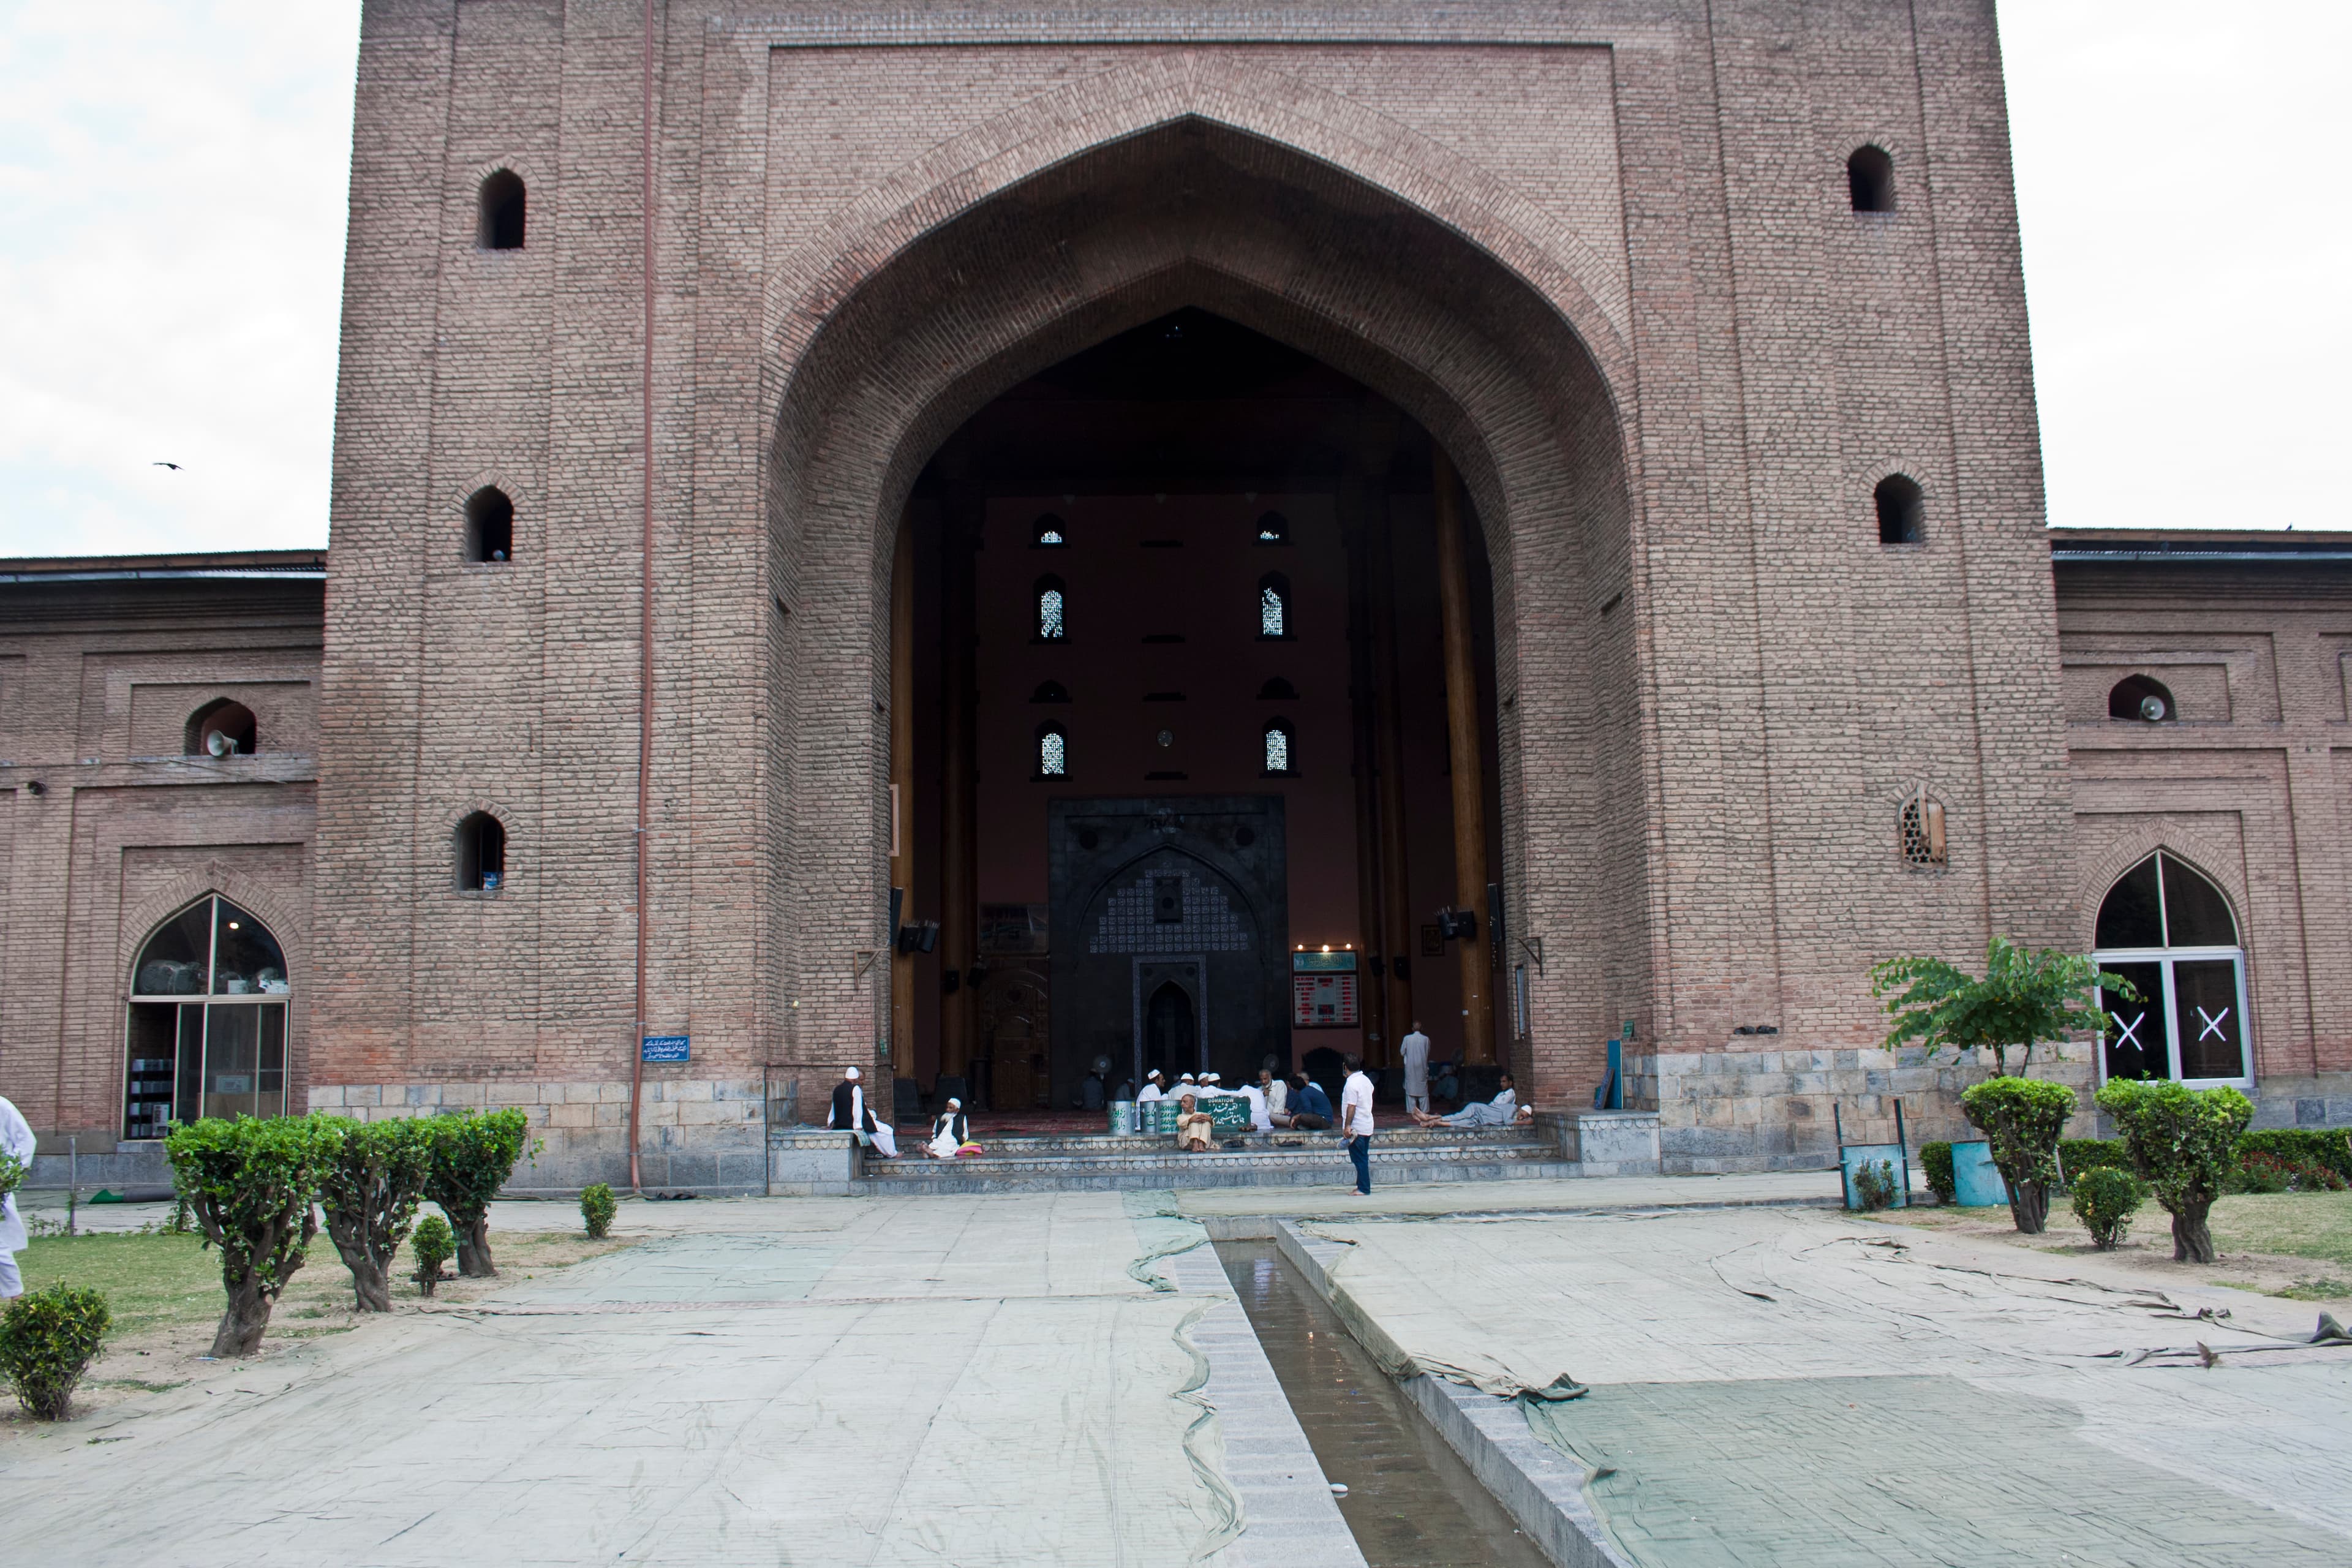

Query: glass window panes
left=1039, top=729, right=1066, bottom=777
left=123, top=895, right=292, bottom=1135
left=1264, top=724, right=1290, bottom=774
left=1038, top=587, right=1065, bottom=640
left=2091, top=853, right=2249, bottom=1086
left=1259, top=584, right=1285, bottom=637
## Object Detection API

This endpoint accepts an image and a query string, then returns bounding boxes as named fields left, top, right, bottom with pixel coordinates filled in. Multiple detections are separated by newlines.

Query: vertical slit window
left=1036, top=575, right=1067, bottom=641
left=1258, top=573, right=1291, bottom=638
left=1036, top=723, right=1068, bottom=778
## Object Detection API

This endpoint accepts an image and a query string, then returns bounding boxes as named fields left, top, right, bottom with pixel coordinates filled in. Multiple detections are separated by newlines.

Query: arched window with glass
left=124, top=895, right=292, bottom=1137
left=1257, top=573, right=1291, bottom=639
left=2093, top=851, right=2250, bottom=1087
left=1262, top=718, right=1295, bottom=776
left=1035, top=575, right=1067, bottom=641
left=1036, top=721, right=1068, bottom=779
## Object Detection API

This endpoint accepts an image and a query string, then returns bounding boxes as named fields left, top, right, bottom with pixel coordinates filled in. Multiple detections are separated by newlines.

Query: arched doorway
left=769, top=118, right=1643, bottom=1117
left=124, top=894, right=292, bottom=1136
left=2093, top=852, right=2251, bottom=1087
left=1145, top=981, right=1198, bottom=1084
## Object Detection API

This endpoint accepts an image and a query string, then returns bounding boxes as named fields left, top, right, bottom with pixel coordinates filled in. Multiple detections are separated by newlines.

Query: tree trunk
left=2007, top=1179, right=2051, bottom=1235
left=2172, top=1204, right=2216, bottom=1264
left=455, top=1214, right=497, bottom=1277
left=326, top=1215, right=391, bottom=1312
left=209, top=1273, right=277, bottom=1357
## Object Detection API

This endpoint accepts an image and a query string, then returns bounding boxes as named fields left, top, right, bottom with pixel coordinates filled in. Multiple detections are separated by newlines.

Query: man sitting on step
left=1409, top=1071, right=1532, bottom=1131
left=1270, top=1071, right=1332, bottom=1131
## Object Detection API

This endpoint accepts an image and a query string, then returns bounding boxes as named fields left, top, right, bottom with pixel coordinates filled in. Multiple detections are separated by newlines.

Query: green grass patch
left=2209, top=1192, right=2352, bottom=1272
left=18, top=1232, right=225, bottom=1343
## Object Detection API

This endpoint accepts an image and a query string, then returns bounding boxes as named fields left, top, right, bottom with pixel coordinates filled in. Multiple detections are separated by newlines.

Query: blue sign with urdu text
left=641, top=1035, right=690, bottom=1063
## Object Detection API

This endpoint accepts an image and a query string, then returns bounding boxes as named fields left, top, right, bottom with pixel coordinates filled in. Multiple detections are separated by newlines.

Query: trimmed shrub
left=2095, top=1080, right=2254, bottom=1264
left=0, top=1283, right=110, bottom=1420
left=410, top=1214, right=455, bottom=1297
left=0, top=1148, right=26, bottom=1200
left=2238, top=1129, right=2352, bottom=1183
left=317, top=1117, right=436, bottom=1313
left=423, top=1109, right=535, bottom=1278
left=1959, top=1076, right=2078, bottom=1234
left=1920, top=1142, right=1956, bottom=1205
left=2070, top=1166, right=2147, bottom=1250
left=166, top=1115, right=340, bottom=1357
left=2059, top=1138, right=2132, bottom=1183
left=2230, top=1150, right=2347, bottom=1195
left=580, top=1182, right=617, bottom=1240
left=1851, top=1159, right=1899, bottom=1212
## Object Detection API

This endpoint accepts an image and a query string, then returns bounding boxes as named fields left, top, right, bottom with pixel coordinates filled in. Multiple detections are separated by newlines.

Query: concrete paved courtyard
left=7, top=1180, right=2349, bottom=1566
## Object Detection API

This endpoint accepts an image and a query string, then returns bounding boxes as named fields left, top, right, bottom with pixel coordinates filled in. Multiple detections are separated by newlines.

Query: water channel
left=1213, top=1239, right=1554, bottom=1568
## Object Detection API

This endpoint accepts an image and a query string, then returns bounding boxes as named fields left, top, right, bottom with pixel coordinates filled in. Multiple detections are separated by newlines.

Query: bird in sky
left=153, top=461, right=181, bottom=470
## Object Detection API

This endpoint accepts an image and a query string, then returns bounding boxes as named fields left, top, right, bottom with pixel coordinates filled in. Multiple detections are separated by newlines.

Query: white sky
left=0, top=1, right=2342, bottom=558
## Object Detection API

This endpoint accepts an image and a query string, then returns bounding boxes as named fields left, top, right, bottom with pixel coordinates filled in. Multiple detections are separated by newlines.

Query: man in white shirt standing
left=1339, top=1053, right=1375, bottom=1196
left=1399, top=1022, right=1431, bottom=1115
left=0, top=1092, right=34, bottom=1299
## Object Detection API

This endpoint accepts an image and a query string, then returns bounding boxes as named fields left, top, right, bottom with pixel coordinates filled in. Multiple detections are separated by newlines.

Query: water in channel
left=1213, top=1240, right=1553, bottom=1568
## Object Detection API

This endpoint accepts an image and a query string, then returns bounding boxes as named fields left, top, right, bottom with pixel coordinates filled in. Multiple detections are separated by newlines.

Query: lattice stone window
left=1036, top=576, right=1067, bottom=641
left=1034, top=513, right=1068, bottom=547
left=1258, top=573, right=1290, bottom=638
left=1036, top=723, right=1068, bottom=778
left=1263, top=719, right=1294, bottom=775
left=1899, top=788, right=1947, bottom=867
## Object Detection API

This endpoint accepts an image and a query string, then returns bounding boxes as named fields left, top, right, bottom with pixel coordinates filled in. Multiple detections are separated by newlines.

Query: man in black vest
left=826, top=1066, right=898, bottom=1158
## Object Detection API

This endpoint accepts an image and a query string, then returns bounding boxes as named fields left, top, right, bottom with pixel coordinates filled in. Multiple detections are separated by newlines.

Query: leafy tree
left=0, top=1283, right=110, bottom=1420
left=165, top=1116, right=339, bottom=1356
left=410, top=1214, right=455, bottom=1296
left=1869, top=937, right=2130, bottom=1076
left=2095, top=1080, right=2254, bottom=1263
left=1958, top=1076, right=2079, bottom=1232
left=317, top=1117, right=436, bottom=1312
left=423, top=1109, right=535, bottom=1277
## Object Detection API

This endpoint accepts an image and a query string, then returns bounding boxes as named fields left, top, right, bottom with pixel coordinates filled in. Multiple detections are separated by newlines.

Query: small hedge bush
left=317, top=1116, right=436, bottom=1313
left=2058, top=1139, right=2130, bottom=1182
left=0, top=1148, right=26, bottom=1201
left=2095, top=1079, right=2253, bottom=1264
left=2238, top=1129, right=2352, bottom=1183
left=1959, top=1075, right=2078, bottom=1234
left=1851, top=1159, right=1899, bottom=1212
left=166, top=1114, right=338, bottom=1357
left=410, top=1214, right=456, bottom=1297
left=1920, top=1142, right=1956, bottom=1204
left=2230, top=1150, right=2348, bottom=1194
left=424, top=1109, right=535, bottom=1278
left=580, top=1182, right=617, bottom=1240
left=2069, top=1166, right=2147, bottom=1250
left=0, top=1283, right=111, bottom=1420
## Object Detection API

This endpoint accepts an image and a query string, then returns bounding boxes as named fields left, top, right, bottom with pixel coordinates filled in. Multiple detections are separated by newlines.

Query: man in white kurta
left=1136, top=1071, right=1167, bottom=1104
left=826, top=1067, right=898, bottom=1158
left=0, top=1093, right=34, bottom=1299
left=1400, top=1022, right=1431, bottom=1114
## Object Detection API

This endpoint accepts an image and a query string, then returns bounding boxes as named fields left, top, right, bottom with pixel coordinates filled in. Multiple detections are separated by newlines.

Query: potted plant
left=1871, top=937, right=2133, bottom=1234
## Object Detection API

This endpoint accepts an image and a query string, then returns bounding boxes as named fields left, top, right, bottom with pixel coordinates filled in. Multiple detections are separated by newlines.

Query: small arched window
left=1847, top=145, right=1896, bottom=213
left=187, top=698, right=257, bottom=757
left=1258, top=573, right=1291, bottom=639
left=1036, top=575, right=1067, bottom=641
left=1262, top=719, right=1295, bottom=776
left=2094, top=852, right=2248, bottom=1085
left=1036, top=722, right=1068, bottom=779
left=2108, top=674, right=2176, bottom=723
left=479, top=170, right=527, bottom=250
left=1255, top=511, right=1290, bottom=545
left=1033, top=514, right=1068, bottom=547
left=125, top=894, right=290, bottom=1134
left=465, top=486, right=514, bottom=563
left=1031, top=680, right=1071, bottom=704
left=456, top=812, right=507, bottom=891
left=1898, top=787, right=1947, bottom=867
left=1257, top=677, right=1299, bottom=701
left=1875, top=475, right=1924, bottom=545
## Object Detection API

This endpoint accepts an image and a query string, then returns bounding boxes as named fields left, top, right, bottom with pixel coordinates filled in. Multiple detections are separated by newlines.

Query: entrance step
left=858, top=1130, right=1577, bottom=1193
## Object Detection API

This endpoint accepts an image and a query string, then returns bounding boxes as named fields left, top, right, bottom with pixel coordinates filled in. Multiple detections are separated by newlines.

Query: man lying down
left=1408, top=1071, right=1535, bottom=1130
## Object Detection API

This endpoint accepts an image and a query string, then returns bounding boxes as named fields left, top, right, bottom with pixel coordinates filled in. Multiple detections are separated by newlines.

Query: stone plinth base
left=2249, top=1074, right=2352, bottom=1129
left=1566, top=1110, right=1661, bottom=1176
left=769, top=1128, right=859, bottom=1194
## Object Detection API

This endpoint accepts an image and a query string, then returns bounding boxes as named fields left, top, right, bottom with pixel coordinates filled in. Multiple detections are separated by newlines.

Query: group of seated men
left=1137, top=1066, right=1339, bottom=1152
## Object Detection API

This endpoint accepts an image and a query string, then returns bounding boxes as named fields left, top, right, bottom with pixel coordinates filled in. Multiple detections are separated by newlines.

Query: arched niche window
left=465, top=486, right=514, bottom=563
left=1033, top=514, right=1069, bottom=548
left=1262, top=718, right=1296, bottom=776
left=1255, top=511, right=1290, bottom=545
left=1875, top=474, right=1924, bottom=545
left=124, top=894, right=289, bottom=1135
left=186, top=698, right=257, bottom=757
left=1848, top=145, right=1896, bottom=213
left=1257, top=573, right=1292, bottom=639
left=478, top=169, right=527, bottom=251
left=1035, top=722, right=1068, bottom=780
left=1257, top=677, right=1299, bottom=701
left=456, top=812, right=507, bottom=891
left=1035, top=575, right=1067, bottom=641
left=1030, top=679, right=1071, bottom=704
left=2109, top=674, right=2176, bottom=723
left=2094, top=851, right=2250, bottom=1086
left=1898, top=787, right=1947, bottom=868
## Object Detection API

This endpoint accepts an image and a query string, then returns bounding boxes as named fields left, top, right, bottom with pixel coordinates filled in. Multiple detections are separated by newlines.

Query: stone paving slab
left=1175, top=1169, right=1849, bottom=1219
left=1300, top=1204, right=2352, bottom=1566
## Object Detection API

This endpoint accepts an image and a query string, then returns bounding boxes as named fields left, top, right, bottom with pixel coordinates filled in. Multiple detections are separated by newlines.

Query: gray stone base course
left=1270, top=1221, right=1629, bottom=1568
left=2250, top=1072, right=2352, bottom=1130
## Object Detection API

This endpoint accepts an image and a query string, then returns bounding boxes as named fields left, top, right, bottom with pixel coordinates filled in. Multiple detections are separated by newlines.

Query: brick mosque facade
left=6, top=2, right=2347, bottom=1187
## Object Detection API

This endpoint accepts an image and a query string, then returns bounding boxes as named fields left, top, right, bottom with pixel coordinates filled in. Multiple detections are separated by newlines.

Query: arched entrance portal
left=769, top=118, right=1645, bottom=1118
